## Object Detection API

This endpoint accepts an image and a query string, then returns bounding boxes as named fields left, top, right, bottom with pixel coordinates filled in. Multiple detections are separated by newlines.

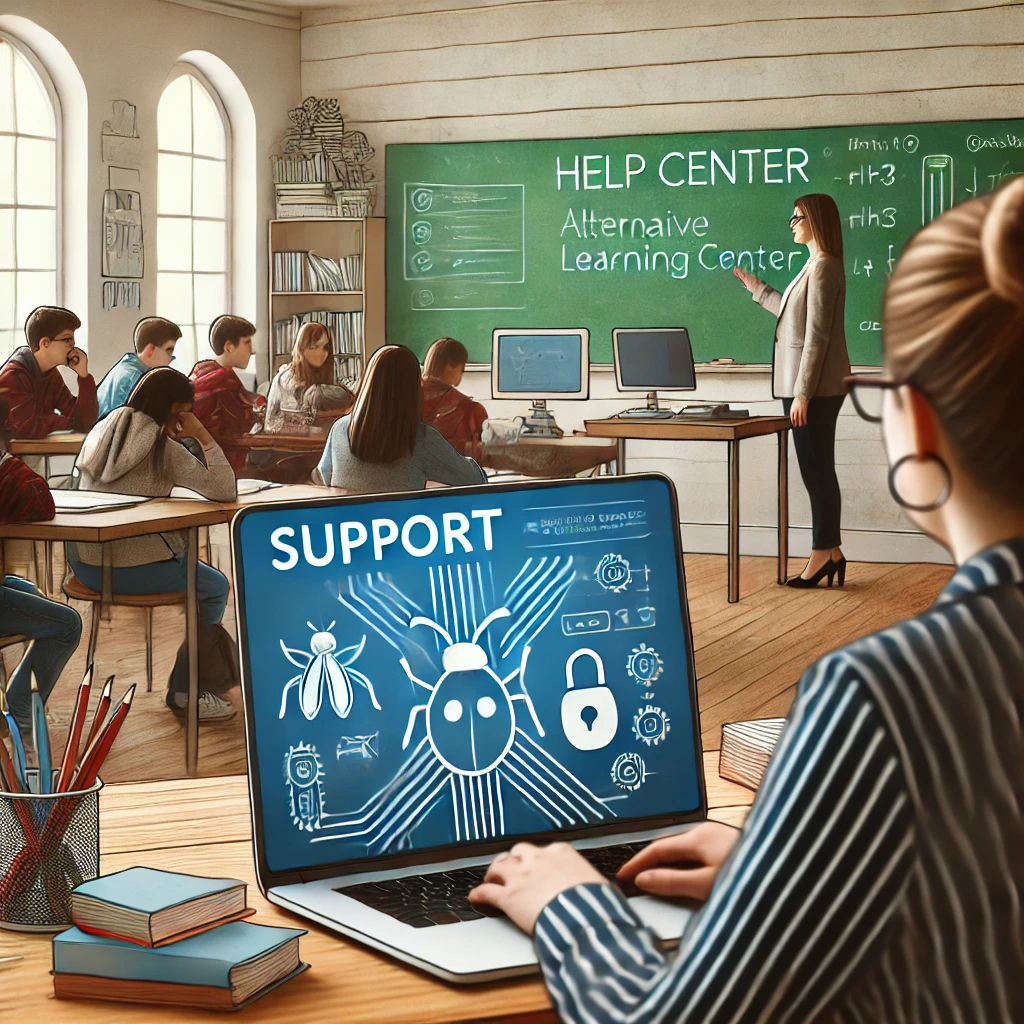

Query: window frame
left=157, top=62, right=232, bottom=365
left=0, top=29, right=62, bottom=355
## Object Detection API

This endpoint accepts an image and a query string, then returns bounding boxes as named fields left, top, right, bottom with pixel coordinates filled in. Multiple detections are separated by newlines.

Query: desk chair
left=62, top=571, right=186, bottom=693
left=0, top=634, right=28, bottom=689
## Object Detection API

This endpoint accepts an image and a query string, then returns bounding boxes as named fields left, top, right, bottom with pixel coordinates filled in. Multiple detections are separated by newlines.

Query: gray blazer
left=752, top=254, right=851, bottom=399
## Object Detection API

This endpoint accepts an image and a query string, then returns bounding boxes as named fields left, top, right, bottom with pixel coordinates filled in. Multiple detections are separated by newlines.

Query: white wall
left=1, top=0, right=300, bottom=377
left=299, top=0, right=1024, bottom=564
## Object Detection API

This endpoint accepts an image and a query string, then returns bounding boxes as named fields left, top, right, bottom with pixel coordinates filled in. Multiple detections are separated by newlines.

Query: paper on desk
left=52, top=490, right=148, bottom=512
left=169, top=480, right=280, bottom=500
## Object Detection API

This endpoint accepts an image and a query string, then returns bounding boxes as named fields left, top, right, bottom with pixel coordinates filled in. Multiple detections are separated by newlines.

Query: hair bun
left=981, top=175, right=1024, bottom=306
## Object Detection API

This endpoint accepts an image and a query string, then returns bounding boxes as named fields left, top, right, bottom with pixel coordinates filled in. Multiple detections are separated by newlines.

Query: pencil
left=30, top=673, right=51, bottom=794
left=0, top=688, right=26, bottom=790
left=73, top=684, right=136, bottom=790
left=81, top=676, right=113, bottom=758
left=55, top=665, right=92, bottom=794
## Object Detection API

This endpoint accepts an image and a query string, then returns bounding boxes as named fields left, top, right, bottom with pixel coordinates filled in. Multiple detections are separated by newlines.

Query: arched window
left=157, top=69, right=229, bottom=366
left=0, top=34, right=58, bottom=359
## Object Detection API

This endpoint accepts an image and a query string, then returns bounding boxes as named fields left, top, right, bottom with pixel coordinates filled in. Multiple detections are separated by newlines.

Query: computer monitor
left=613, top=328, right=695, bottom=412
left=491, top=329, right=590, bottom=437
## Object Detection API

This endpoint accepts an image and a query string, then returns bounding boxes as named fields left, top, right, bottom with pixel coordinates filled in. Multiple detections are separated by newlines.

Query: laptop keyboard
left=336, top=842, right=649, bottom=928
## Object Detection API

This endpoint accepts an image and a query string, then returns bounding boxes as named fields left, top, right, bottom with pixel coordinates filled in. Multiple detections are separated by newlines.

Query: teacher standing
left=733, top=193, right=852, bottom=588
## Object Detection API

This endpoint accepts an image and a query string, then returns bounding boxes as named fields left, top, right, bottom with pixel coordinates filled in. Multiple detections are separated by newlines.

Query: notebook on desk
left=231, top=475, right=707, bottom=983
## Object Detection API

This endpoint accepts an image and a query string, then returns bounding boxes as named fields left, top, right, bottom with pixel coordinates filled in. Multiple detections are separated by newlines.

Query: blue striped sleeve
left=534, top=656, right=916, bottom=1024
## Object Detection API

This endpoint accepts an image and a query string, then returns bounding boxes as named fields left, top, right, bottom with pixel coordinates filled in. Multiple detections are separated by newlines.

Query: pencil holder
left=0, top=772, right=102, bottom=932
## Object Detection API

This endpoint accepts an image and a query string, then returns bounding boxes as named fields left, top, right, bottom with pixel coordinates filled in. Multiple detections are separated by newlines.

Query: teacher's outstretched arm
left=734, top=266, right=782, bottom=316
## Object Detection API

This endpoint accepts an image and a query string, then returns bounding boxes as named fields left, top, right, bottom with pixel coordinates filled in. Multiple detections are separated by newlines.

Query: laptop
left=231, top=474, right=707, bottom=983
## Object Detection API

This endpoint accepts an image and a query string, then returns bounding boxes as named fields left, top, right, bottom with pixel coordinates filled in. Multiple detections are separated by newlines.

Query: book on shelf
left=272, top=251, right=306, bottom=292
left=272, top=152, right=332, bottom=184
left=306, top=250, right=362, bottom=292
left=70, top=867, right=255, bottom=947
left=718, top=717, right=786, bottom=791
left=273, top=310, right=364, bottom=360
left=52, top=920, right=308, bottom=1010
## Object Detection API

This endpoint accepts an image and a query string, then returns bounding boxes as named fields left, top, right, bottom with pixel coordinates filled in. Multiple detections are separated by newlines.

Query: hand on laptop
left=469, top=842, right=604, bottom=935
left=616, top=822, right=741, bottom=902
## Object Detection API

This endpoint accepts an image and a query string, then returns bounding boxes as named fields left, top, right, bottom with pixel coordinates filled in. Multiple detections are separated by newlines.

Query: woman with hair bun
left=469, top=177, right=1024, bottom=1022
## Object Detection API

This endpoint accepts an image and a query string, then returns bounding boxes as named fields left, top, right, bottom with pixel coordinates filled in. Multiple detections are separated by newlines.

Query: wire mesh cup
left=0, top=771, right=102, bottom=932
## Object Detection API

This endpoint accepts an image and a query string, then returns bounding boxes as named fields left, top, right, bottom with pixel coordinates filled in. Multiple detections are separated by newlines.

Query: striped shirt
left=536, top=538, right=1024, bottom=1023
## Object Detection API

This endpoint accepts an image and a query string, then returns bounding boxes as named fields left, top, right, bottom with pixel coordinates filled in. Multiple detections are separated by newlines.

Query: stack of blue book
left=52, top=867, right=308, bottom=1010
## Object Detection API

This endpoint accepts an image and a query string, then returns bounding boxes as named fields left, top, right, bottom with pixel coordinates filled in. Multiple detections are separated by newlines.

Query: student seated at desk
left=0, top=305, right=98, bottom=438
left=97, top=316, right=181, bottom=418
left=264, top=322, right=353, bottom=433
left=421, top=336, right=488, bottom=458
left=190, top=315, right=263, bottom=475
left=470, top=179, right=1024, bottom=1021
left=68, top=368, right=237, bottom=723
left=318, top=345, right=485, bottom=494
left=0, top=433, right=54, bottom=523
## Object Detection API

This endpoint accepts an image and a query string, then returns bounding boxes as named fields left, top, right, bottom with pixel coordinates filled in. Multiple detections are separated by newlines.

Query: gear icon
left=595, top=553, right=631, bottom=593
left=626, top=644, right=663, bottom=687
left=610, top=752, right=648, bottom=792
left=632, top=705, right=670, bottom=746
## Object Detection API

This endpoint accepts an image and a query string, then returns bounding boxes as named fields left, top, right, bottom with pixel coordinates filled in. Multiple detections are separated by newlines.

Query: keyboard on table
left=336, top=841, right=649, bottom=929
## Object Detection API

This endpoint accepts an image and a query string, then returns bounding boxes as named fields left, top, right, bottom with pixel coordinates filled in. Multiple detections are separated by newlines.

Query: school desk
left=0, top=484, right=340, bottom=777
left=0, top=763, right=754, bottom=1022
left=223, top=431, right=329, bottom=452
left=7, top=432, right=86, bottom=459
left=480, top=435, right=617, bottom=478
left=583, top=415, right=792, bottom=603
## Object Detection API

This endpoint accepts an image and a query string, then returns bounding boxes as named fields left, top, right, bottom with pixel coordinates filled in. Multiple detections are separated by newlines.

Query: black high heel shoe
left=786, top=556, right=847, bottom=589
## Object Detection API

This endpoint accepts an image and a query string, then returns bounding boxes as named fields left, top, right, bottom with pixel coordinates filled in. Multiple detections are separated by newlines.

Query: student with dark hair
left=0, top=306, right=98, bottom=438
left=97, top=316, right=182, bottom=418
left=471, top=178, right=1024, bottom=1024
left=317, top=344, right=485, bottom=494
left=190, top=315, right=263, bottom=473
left=421, top=336, right=488, bottom=458
left=68, top=367, right=238, bottom=722
left=734, top=193, right=852, bottom=587
left=265, top=321, right=353, bottom=433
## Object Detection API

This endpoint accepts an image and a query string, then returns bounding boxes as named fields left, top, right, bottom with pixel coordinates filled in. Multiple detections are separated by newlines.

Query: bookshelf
left=267, top=217, right=385, bottom=384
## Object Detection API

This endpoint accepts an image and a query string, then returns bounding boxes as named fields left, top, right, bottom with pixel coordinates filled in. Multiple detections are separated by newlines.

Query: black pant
left=782, top=395, right=845, bottom=551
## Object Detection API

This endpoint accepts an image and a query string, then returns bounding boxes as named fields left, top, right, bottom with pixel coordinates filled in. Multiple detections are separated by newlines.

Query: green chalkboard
left=386, top=118, right=1024, bottom=365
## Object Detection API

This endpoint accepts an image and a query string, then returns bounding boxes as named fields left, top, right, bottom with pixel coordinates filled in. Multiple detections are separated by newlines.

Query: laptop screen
left=234, top=476, right=703, bottom=877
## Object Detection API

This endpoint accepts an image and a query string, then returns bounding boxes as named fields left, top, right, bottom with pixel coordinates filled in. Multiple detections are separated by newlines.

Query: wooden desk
left=583, top=416, right=792, bottom=603
left=226, top=432, right=328, bottom=453
left=480, top=435, right=617, bottom=478
left=0, top=762, right=754, bottom=1022
left=7, top=433, right=86, bottom=458
left=0, top=484, right=340, bottom=776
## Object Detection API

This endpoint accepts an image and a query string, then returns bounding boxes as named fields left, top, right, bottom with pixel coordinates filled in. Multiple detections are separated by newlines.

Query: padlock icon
left=561, top=649, right=618, bottom=751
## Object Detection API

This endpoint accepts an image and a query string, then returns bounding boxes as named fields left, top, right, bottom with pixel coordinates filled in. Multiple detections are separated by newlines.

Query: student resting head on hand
left=69, top=367, right=239, bottom=723
left=469, top=176, right=1024, bottom=1022
left=421, top=337, right=488, bottom=458
left=317, top=344, right=486, bottom=495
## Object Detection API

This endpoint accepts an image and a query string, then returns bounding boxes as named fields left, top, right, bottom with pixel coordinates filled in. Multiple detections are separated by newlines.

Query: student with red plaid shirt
left=421, top=337, right=488, bottom=459
left=189, top=315, right=262, bottom=474
left=0, top=306, right=98, bottom=438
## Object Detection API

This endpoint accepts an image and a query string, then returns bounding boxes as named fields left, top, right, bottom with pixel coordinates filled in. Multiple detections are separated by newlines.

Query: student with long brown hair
left=734, top=193, right=852, bottom=587
left=470, top=175, right=1024, bottom=1024
left=317, top=344, right=485, bottom=494
left=421, top=337, right=488, bottom=457
left=265, top=322, right=354, bottom=433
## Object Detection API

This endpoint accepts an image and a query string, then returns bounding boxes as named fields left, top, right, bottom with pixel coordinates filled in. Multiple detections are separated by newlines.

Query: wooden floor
left=3, top=542, right=952, bottom=784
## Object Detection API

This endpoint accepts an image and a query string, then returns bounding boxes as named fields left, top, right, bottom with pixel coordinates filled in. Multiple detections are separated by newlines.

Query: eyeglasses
left=843, top=374, right=905, bottom=423
left=789, top=214, right=806, bottom=227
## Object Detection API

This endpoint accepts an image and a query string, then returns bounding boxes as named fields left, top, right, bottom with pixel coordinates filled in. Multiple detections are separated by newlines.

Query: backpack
left=167, top=621, right=240, bottom=696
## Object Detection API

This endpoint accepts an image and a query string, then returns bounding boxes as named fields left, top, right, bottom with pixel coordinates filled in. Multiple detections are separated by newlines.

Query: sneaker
left=165, top=691, right=236, bottom=723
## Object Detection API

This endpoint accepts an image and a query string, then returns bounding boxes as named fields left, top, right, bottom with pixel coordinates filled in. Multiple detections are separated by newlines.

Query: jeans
left=68, top=557, right=230, bottom=628
left=782, top=395, right=845, bottom=551
left=0, top=576, right=83, bottom=734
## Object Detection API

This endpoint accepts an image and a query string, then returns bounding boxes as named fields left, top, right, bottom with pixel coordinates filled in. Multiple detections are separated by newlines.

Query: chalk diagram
left=633, top=705, right=670, bottom=746
left=285, top=743, right=326, bottom=832
left=626, top=644, right=663, bottom=689
left=279, top=623, right=382, bottom=721
left=337, top=734, right=379, bottom=760
left=294, top=555, right=616, bottom=852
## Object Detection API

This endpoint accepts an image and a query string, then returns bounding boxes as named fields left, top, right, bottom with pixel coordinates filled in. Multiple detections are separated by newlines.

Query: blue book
left=52, top=921, right=308, bottom=1010
left=70, top=867, right=255, bottom=945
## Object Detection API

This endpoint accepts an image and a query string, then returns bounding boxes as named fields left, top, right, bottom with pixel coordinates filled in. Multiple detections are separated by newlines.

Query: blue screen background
left=496, top=334, right=583, bottom=393
left=236, top=477, right=700, bottom=874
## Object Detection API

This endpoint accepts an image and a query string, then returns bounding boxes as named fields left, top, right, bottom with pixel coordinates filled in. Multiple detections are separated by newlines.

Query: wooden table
left=7, top=433, right=86, bottom=459
left=0, top=484, right=341, bottom=776
left=583, top=416, right=792, bottom=603
left=0, top=761, right=755, bottom=1022
left=225, top=432, right=329, bottom=453
left=480, top=435, right=617, bottom=478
